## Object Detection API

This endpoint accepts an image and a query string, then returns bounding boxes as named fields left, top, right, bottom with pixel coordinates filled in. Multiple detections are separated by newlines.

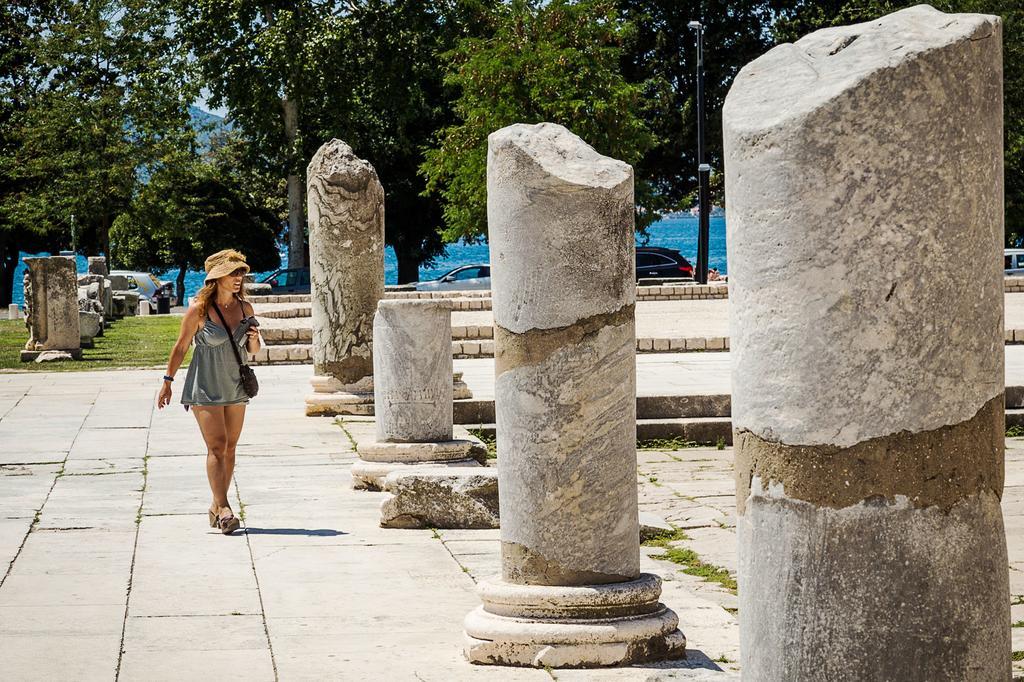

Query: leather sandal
left=218, top=507, right=240, bottom=535
left=208, top=505, right=219, bottom=528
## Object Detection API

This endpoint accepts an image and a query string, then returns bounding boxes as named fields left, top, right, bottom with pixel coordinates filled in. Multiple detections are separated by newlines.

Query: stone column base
left=353, top=458, right=482, bottom=491
left=305, top=375, right=374, bottom=416
left=352, top=439, right=480, bottom=490
left=20, top=349, right=82, bottom=362
left=464, top=574, right=686, bottom=668
left=306, top=373, right=473, bottom=416
left=305, top=391, right=375, bottom=416
left=453, top=371, right=473, bottom=400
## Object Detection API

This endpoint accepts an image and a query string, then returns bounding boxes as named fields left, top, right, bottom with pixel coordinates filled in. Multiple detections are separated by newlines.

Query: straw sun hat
left=203, top=249, right=250, bottom=284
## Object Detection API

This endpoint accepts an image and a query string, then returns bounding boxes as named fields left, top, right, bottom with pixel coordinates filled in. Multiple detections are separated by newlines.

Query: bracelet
left=163, top=375, right=174, bottom=382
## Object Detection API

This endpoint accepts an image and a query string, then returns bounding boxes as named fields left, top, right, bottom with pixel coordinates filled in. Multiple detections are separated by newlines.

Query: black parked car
left=636, top=247, right=694, bottom=281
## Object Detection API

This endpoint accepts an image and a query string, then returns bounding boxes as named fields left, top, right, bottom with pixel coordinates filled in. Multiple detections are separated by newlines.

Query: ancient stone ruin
left=352, top=299, right=481, bottom=492
left=724, top=6, right=1008, bottom=679
left=21, top=256, right=81, bottom=361
left=304, top=139, right=385, bottom=417
left=462, top=122, right=685, bottom=667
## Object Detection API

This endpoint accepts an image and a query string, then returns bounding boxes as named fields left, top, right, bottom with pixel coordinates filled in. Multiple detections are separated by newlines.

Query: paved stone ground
left=4, top=365, right=1023, bottom=679
left=0, top=366, right=740, bottom=681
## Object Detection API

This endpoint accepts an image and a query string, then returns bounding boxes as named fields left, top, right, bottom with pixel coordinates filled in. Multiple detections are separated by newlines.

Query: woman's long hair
left=193, top=278, right=248, bottom=321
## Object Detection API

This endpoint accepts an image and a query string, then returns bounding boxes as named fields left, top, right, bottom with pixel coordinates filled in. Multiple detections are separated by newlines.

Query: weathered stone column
left=463, top=123, right=685, bottom=667
left=304, top=139, right=384, bottom=417
left=21, top=257, right=81, bottom=361
left=724, top=7, right=1008, bottom=680
left=352, top=299, right=480, bottom=490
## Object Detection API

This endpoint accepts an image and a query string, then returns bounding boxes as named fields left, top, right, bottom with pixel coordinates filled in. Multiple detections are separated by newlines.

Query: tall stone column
left=304, top=139, right=384, bottom=417
left=352, top=299, right=480, bottom=490
left=21, top=257, right=81, bottom=361
left=463, top=123, right=685, bottom=668
left=724, top=7, right=1008, bottom=679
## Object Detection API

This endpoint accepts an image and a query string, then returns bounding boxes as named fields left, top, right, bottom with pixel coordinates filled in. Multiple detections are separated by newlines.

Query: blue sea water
left=11, top=214, right=726, bottom=306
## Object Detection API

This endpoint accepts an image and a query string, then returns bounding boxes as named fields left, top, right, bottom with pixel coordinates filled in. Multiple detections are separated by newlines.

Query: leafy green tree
left=110, top=154, right=281, bottom=303
left=615, top=0, right=795, bottom=214
left=0, top=1, right=55, bottom=305
left=335, top=0, right=490, bottom=282
left=176, top=0, right=353, bottom=269
left=421, top=0, right=659, bottom=242
left=8, top=0, right=197, bottom=260
left=776, top=0, right=1024, bottom=242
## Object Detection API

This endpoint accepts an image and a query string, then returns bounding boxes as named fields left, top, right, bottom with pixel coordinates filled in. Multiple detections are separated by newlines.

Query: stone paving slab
left=1, top=364, right=1021, bottom=679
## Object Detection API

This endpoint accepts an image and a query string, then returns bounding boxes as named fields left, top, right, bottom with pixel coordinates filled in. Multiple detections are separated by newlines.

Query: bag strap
left=211, top=302, right=248, bottom=369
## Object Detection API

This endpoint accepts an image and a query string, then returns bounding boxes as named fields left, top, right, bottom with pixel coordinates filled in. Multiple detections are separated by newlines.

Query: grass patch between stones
left=1008, top=425, right=1024, bottom=438
left=644, top=528, right=737, bottom=593
left=1013, top=651, right=1024, bottom=662
left=467, top=429, right=497, bottom=459
left=0, top=317, right=190, bottom=371
left=335, top=419, right=358, bottom=451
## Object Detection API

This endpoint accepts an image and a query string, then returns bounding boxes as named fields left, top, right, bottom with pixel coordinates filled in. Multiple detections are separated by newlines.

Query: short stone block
left=379, top=467, right=499, bottom=529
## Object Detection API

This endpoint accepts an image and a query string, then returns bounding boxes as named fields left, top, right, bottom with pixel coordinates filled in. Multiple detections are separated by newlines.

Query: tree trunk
left=0, top=233, right=19, bottom=307
left=176, top=263, right=187, bottom=308
left=394, top=244, right=422, bottom=285
left=282, top=96, right=306, bottom=269
left=99, top=213, right=110, bottom=264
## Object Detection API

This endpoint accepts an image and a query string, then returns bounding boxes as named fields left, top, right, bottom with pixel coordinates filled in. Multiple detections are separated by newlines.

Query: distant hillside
left=188, top=105, right=230, bottom=150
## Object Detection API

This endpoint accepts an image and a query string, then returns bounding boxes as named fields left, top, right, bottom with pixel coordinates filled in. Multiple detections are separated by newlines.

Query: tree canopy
left=421, top=0, right=659, bottom=242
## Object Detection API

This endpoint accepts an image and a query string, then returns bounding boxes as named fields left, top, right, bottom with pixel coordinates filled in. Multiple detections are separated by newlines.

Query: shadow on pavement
left=243, top=528, right=348, bottom=537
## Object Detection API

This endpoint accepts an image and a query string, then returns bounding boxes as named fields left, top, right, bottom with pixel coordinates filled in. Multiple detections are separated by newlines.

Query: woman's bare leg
left=222, top=403, right=246, bottom=495
left=192, top=406, right=230, bottom=509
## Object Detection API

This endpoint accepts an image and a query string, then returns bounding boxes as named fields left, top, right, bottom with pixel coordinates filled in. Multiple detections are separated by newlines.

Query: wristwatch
left=163, top=375, right=174, bottom=382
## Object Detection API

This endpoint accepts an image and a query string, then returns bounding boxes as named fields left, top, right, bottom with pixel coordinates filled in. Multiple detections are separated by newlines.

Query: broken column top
left=377, top=299, right=454, bottom=314
left=487, top=122, right=635, bottom=334
left=307, top=139, right=380, bottom=194
left=725, top=5, right=1000, bottom=134
left=488, top=123, right=631, bottom=191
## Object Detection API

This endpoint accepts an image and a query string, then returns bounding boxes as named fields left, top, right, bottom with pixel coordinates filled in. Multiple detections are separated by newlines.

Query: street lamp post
left=689, top=20, right=710, bottom=285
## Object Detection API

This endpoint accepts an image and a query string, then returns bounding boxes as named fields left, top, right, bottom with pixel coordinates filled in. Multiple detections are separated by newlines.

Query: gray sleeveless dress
left=180, top=316, right=256, bottom=407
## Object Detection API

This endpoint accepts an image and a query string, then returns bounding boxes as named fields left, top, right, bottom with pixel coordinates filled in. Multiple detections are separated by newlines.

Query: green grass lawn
left=0, top=316, right=190, bottom=371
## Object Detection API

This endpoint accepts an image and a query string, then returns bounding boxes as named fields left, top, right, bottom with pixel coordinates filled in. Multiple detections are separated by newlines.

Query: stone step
left=253, top=336, right=736, bottom=361
left=247, top=283, right=732, bottom=305
left=453, top=393, right=733, bottom=426
left=259, top=325, right=493, bottom=345
left=258, top=327, right=1024, bottom=354
left=466, top=417, right=733, bottom=446
left=467, top=410, right=1024, bottom=443
left=253, top=298, right=492, bottom=317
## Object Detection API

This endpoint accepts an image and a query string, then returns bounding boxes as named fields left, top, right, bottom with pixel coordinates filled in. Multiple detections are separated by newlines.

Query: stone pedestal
left=463, top=123, right=684, bottom=668
left=87, top=256, right=108, bottom=276
left=8, top=304, right=19, bottom=320
left=304, top=139, right=384, bottom=417
left=137, top=299, right=150, bottom=316
left=723, top=7, right=1008, bottom=679
left=20, top=257, right=81, bottom=361
left=353, top=299, right=479, bottom=490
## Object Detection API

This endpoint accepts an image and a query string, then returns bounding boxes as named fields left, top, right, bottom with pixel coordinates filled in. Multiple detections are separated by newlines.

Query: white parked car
left=109, top=270, right=172, bottom=312
left=1006, top=250, right=1024, bottom=276
left=415, top=264, right=491, bottom=292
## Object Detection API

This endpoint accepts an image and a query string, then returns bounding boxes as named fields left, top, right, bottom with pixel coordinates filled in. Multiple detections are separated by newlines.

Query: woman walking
left=158, top=249, right=262, bottom=534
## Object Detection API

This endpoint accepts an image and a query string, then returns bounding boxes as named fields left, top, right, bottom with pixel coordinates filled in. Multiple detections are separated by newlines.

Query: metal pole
left=698, top=164, right=711, bottom=284
left=689, top=21, right=709, bottom=284
left=695, top=25, right=705, bottom=166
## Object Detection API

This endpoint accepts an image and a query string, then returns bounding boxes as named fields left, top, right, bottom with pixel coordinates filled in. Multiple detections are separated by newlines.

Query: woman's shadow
left=242, top=528, right=348, bottom=537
